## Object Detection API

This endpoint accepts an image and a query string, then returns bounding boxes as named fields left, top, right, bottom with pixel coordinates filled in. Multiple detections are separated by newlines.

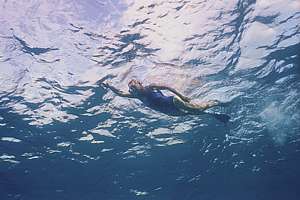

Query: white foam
left=260, top=103, right=289, bottom=145
left=1, top=137, right=22, bottom=143
left=79, top=134, right=94, bottom=141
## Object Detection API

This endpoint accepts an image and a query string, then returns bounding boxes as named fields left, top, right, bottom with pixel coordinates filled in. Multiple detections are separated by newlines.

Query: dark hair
left=128, top=79, right=142, bottom=86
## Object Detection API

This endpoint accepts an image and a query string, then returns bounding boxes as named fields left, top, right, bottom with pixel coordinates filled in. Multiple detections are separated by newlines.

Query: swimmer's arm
left=147, top=84, right=191, bottom=102
left=96, top=74, right=117, bottom=85
left=101, top=82, right=134, bottom=98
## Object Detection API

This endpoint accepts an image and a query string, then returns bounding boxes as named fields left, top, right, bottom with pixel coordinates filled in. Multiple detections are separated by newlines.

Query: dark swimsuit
left=135, top=87, right=230, bottom=123
left=139, top=87, right=184, bottom=116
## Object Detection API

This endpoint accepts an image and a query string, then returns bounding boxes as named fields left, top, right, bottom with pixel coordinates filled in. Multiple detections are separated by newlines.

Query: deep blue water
left=1, top=0, right=300, bottom=199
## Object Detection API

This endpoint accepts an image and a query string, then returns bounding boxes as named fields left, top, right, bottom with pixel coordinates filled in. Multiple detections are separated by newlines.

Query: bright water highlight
left=0, top=0, right=300, bottom=199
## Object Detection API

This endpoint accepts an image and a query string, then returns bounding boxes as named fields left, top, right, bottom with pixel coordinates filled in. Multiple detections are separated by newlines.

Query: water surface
left=1, top=0, right=300, bottom=199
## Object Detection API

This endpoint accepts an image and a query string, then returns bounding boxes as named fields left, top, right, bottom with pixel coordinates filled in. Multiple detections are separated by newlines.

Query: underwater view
left=1, top=0, right=300, bottom=199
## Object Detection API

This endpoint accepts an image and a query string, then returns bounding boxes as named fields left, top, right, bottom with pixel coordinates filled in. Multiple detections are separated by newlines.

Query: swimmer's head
left=128, top=79, right=144, bottom=95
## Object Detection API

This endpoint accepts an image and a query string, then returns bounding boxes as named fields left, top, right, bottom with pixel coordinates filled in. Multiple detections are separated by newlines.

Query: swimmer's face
left=128, top=79, right=144, bottom=95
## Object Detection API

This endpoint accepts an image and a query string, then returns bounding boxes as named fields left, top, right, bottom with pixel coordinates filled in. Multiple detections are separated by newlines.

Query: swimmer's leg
left=173, top=97, right=230, bottom=123
left=173, top=97, right=220, bottom=112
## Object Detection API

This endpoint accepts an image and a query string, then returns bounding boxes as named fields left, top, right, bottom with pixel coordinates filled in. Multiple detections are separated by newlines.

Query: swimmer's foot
left=218, top=101, right=231, bottom=107
left=211, top=113, right=231, bottom=123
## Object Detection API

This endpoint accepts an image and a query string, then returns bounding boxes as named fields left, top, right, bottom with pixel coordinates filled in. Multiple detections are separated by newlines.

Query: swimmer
left=101, top=79, right=230, bottom=123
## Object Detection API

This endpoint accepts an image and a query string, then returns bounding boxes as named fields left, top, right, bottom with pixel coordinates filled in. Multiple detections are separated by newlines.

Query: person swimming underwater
left=101, top=79, right=230, bottom=123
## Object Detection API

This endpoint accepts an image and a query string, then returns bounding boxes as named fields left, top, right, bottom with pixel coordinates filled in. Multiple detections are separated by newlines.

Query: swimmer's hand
left=101, top=81, right=134, bottom=98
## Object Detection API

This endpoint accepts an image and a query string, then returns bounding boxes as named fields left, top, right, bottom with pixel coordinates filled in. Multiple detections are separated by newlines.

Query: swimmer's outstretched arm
left=96, top=74, right=117, bottom=85
left=101, top=82, right=134, bottom=98
left=147, top=84, right=190, bottom=102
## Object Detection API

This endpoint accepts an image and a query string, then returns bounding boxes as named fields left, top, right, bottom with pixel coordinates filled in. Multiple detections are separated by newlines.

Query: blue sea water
left=0, top=0, right=300, bottom=199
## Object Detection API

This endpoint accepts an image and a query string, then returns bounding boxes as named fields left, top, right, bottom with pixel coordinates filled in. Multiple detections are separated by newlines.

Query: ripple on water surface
left=0, top=0, right=300, bottom=199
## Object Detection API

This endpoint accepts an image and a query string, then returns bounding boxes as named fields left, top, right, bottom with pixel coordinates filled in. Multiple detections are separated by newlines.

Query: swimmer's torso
left=138, top=87, right=183, bottom=115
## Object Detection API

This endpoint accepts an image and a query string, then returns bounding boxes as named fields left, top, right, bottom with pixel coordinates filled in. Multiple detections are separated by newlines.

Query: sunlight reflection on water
left=0, top=0, right=300, bottom=199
